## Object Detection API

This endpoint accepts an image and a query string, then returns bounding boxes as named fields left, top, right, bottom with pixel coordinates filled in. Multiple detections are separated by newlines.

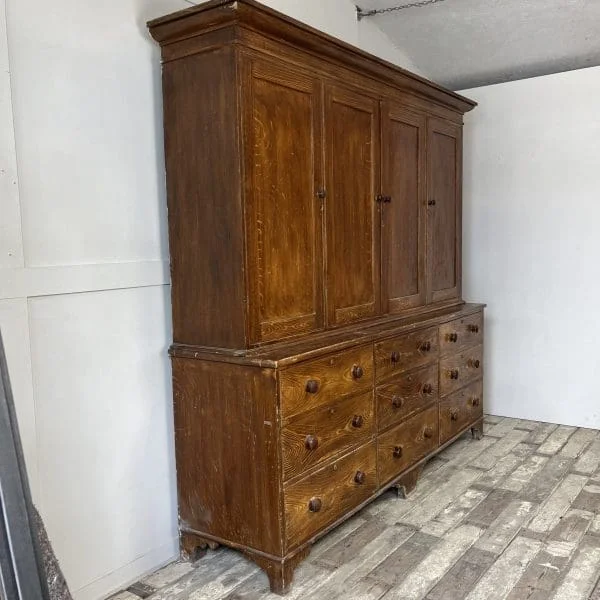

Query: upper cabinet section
left=148, top=0, right=476, bottom=350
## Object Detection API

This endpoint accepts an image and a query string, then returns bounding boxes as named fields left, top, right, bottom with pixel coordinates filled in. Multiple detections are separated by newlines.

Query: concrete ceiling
left=356, top=0, right=600, bottom=90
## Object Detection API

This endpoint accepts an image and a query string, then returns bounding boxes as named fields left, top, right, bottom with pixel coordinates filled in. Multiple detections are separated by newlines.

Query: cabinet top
left=148, top=0, right=476, bottom=114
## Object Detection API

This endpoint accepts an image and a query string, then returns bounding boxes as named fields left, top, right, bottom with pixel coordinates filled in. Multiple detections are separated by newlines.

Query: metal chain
left=357, top=0, right=449, bottom=19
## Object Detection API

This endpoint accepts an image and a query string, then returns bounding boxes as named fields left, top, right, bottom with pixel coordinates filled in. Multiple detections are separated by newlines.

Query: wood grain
left=439, top=378, right=484, bottom=445
left=284, top=442, right=377, bottom=549
left=439, top=344, right=483, bottom=397
left=376, top=363, right=438, bottom=431
left=439, top=311, right=484, bottom=356
left=282, top=391, right=375, bottom=481
left=378, top=405, right=439, bottom=486
left=280, top=345, right=373, bottom=419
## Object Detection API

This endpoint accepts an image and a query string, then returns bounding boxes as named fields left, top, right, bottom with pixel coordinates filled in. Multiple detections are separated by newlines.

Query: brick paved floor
left=109, top=415, right=600, bottom=600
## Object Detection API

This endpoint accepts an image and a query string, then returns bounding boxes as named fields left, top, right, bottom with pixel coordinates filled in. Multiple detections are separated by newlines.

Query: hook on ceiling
left=356, top=0, right=449, bottom=21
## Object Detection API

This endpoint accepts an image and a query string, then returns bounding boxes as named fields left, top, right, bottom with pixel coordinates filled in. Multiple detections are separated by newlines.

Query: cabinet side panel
left=163, top=48, right=246, bottom=347
left=172, top=358, right=282, bottom=556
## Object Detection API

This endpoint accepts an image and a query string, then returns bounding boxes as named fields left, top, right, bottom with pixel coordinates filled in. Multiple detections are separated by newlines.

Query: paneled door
left=381, top=103, right=426, bottom=312
left=427, top=118, right=462, bottom=304
left=324, top=84, right=380, bottom=326
left=243, top=58, right=324, bottom=343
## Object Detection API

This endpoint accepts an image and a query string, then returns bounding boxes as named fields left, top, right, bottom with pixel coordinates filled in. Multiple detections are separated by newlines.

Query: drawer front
left=439, top=312, right=484, bottom=356
left=284, top=442, right=376, bottom=548
left=376, top=363, right=438, bottom=431
left=440, top=379, right=483, bottom=445
left=375, top=327, right=438, bottom=382
left=439, top=344, right=483, bottom=397
left=282, top=391, right=374, bottom=481
left=378, top=405, right=439, bottom=486
left=280, top=345, right=373, bottom=418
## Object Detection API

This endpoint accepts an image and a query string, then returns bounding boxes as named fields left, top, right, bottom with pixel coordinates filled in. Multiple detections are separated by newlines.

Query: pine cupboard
left=149, top=0, right=484, bottom=594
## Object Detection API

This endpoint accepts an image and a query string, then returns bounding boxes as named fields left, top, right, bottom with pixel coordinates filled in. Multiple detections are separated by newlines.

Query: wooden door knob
left=472, top=397, right=481, bottom=407
left=308, top=497, right=322, bottom=512
left=423, top=427, right=434, bottom=439
left=450, top=410, right=459, bottom=421
left=305, top=379, right=319, bottom=394
left=428, top=199, right=436, bottom=206
left=422, top=383, right=433, bottom=395
left=468, top=324, right=480, bottom=333
left=393, top=445, right=403, bottom=458
left=352, top=415, right=364, bottom=428
left=392, top=395, right=404, bottom=409
left=354, top=471, right=366, bottom=484
left=469, top=359, right=481, bottom=369
left=420, top=341, right=432, bottom=352
left=352, top=365, right=364, bottom=379
left=446, top=333, right=458, bottom=343
left=391, top=351, right=401, bottom=363
left=448, top=369, right=459, bottom=380
left=305, top=435, right=319, bottom=451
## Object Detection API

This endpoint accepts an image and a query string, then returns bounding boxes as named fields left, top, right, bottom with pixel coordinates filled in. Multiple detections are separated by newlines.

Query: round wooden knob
left=393, top=445, right=403, bottom=458
left=305, top=435, right=319, bottom=451
left=422, top=383, right=433, bottom=395
left=352, top=365, right=364, bottom=380
left=420, top=341, right=431, bottom=352
left=354, top=471, right=366, bottom=485
left=392, top=395, right=404, bottom=409
left=305, top=379, right=319, bottom=394
left=424, top=427, right=434, bottom=439
left=447, top=333, right=458, bottom=343
left=450, top=410, right=459, bottom=421
left=469, top=324, right=480, bottom=333
left=308, top=497, right=322, bottom=512
left=470, top=359, right=481, bottom=369
left=391, top=351, right=401, bottom=363
left=472, top=397, right=481, bottom=407
left=428, top=199, right=436, bottom=206
left=449, top=369, right=459, bottom=380
left=352, top=415, right=364, bottom=428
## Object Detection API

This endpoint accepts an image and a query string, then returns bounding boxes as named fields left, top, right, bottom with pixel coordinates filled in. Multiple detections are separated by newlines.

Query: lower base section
left=180, top=421, right=485, bottom=595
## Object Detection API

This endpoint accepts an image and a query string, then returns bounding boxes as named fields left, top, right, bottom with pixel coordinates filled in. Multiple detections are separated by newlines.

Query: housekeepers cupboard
left=148, top=0, right=484, bottom=594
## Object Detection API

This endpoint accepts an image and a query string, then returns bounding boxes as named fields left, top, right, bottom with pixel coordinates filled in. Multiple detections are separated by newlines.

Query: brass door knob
left=305, top=435, right=319, bottom=451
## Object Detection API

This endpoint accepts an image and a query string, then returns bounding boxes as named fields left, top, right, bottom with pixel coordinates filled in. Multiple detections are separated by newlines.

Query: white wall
left=461, top=66, right=600, bottom=428
left=0, top=1, right=420, bottom=598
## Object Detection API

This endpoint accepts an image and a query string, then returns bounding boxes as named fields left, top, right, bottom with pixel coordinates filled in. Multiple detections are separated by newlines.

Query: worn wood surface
left=439, top=379, right=484, bottom=444
left=439, top=312, right=484, bottom=357
left=439, top=345, right=484, bottom=397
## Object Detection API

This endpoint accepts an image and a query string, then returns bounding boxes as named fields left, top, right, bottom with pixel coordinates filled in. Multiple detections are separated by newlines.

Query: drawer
left=439, top=312, right=483, bottom=356
left=281, top=391, right=374, bottom=481
left=374, top=327, right=438, bottom=383
left=439, top=345, right=483, bottom=397
left=378, top=405, right=439, bottom=486
left=439, top=379, right=483, bottom=445
left=280, top=345, right=373, bottom=418
left=284, top=442, right=376, bottom=548
left=376, top=363, right=438, bottom=431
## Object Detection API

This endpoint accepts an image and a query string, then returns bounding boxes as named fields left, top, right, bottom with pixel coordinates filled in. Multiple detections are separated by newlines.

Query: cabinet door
left=427, top=118, right=462, bottom=304
left=324, top=84, right=380, bottom=326
left=243, top=59, right=324, bottom=343
left=381, top=103, right=426, bottom=312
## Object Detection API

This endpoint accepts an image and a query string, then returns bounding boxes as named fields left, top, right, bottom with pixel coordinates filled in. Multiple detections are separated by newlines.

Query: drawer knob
left=424, top=426, right=434, bottom=439
left=305, top=379, right=319, bottom=394
left=469, top=324, right=480, bottom=333
left=422, top=383, right=433, bottom=395
left=352, top=415, right=364, bottom=428
left=354, top=470, right=366, bottom=485
left=450, top=410, right=459, bottom=421
left=469, top=359, right=481, bottom=369
left=392, top=394, right=404, bottom=409
left=472, top=397, right=481, bottom=407
left=393, top=445, right=403, bottom=458
left=449, top=369, right=459, bottom=380
left=305, top=435, right=319, bottom=451
left=391, top=351, right=401, bottom=363
left=308, top=497, right=322, bottom=513
left=420, top=341, right=432, bottom=352
left=352, top=365, right=364, bottom=380
left=447, top=333, right=458, bottom=343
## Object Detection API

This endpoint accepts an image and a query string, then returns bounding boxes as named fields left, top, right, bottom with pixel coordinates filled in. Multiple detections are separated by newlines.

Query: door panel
left=427, top=118, right=462, bottom=303
left=381, top=104, right=426, bottom=312
left=325, top=84, right=379, bottom=326
left=243, top=59, right=324, bottom=343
